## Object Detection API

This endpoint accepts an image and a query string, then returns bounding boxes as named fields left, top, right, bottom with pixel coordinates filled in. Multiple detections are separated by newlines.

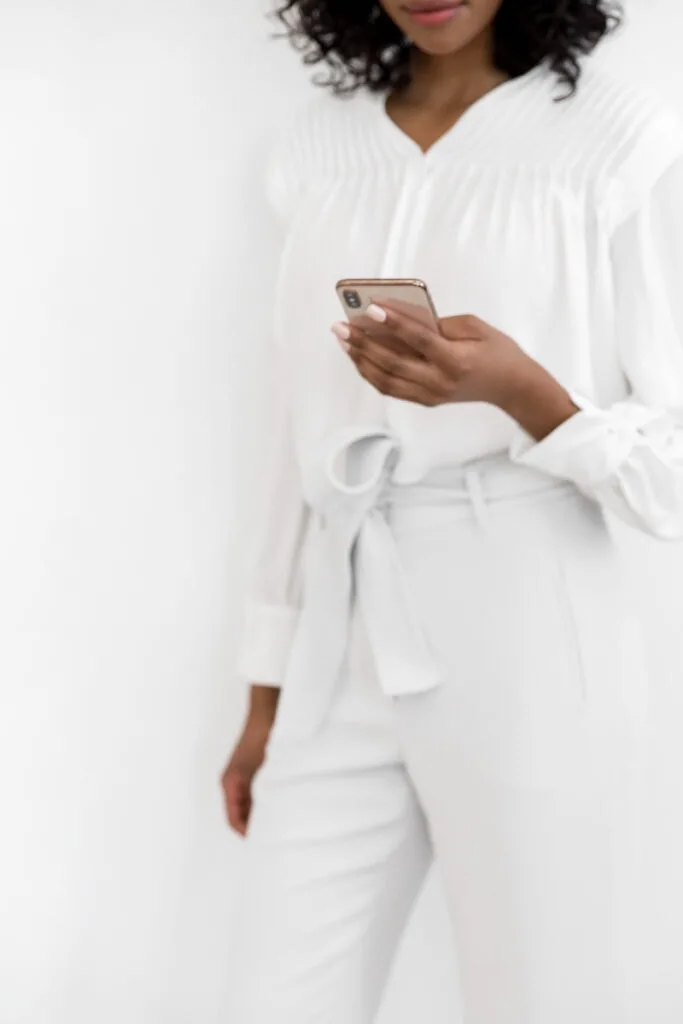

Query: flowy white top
left=235, top=59, right=683, bottom=687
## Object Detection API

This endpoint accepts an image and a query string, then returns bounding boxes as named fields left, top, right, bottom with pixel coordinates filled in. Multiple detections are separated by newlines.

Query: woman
left=223, top=1, right=683, bottom=1021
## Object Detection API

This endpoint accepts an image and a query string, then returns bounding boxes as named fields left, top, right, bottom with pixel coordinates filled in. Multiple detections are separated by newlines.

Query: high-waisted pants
left=229, top=444, right=649, bottom=1024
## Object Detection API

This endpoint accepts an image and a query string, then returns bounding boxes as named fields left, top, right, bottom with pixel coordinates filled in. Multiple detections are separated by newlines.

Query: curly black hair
left=274, top=1, right=622, bottom=99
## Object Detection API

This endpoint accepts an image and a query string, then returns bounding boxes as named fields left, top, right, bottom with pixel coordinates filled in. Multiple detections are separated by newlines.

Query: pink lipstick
left=401, top=1, right=468, bottom=28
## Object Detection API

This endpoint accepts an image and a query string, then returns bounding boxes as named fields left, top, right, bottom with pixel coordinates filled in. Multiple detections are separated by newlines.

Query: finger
left=346, top=324, right=441, bottom=388
left=224, top=771, right=251, bottom=836
left=354, top=353, right=443, bottom=406
left=364, top=303, right=446, bottom=361
left=332, top=318, right=426, bottom=363
left=341, top=317, right=426, bottom=359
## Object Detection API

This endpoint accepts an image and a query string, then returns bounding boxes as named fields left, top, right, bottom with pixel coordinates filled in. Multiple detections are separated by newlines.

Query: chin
left=411, top=36, right=468, bottom=56
left=408, top=29, right=476, bottom=56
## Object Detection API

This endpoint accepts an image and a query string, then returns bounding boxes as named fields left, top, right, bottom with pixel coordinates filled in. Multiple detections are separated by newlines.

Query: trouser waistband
left=274, top=427, right=576, bottom=743
left=379, top=451, right=576, bottom=529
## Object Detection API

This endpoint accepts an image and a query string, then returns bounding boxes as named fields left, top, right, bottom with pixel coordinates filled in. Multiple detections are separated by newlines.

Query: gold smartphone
left=336, top=277, right=439, bottom=330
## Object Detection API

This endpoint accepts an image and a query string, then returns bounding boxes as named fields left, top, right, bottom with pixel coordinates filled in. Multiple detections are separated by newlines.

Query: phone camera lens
left=343, top=289, right=362, bottom=310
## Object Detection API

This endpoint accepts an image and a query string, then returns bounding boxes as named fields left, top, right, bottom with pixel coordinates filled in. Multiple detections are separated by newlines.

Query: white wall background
left=1, top=2, right=683, bottom=1022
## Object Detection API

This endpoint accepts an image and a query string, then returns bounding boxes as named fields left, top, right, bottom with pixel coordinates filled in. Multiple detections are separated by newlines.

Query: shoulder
left=569, top=61, right=683, bottom=166
left=268, top=90, right=359, bottom=165
left=524, top=59, right=682, bottom=160
left=261, top=94, right=324, bottom=221
left=262, top=88, right=370, bottom=221
left=525, top=60, right=683, bottom=229
left=585, top=64, right=683, bottom=229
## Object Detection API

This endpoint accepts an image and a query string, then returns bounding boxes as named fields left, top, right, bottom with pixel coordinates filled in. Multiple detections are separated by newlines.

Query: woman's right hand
left=221, top=685, right=280, bottom=836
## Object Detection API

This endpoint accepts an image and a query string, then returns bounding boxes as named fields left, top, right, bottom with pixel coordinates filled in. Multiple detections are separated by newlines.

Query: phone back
left=336, top=278, right=438, bottom=330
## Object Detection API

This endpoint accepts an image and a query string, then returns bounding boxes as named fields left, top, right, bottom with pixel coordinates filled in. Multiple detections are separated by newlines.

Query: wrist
left=499, top=358, right=579, bottom=441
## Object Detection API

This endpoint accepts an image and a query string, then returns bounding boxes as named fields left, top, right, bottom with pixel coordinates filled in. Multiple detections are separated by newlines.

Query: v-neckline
left=365, top=61, right=546, bottom=162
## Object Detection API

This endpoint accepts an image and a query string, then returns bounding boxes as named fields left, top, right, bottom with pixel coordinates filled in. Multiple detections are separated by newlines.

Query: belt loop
left=464, top=466, right=490, bottom=530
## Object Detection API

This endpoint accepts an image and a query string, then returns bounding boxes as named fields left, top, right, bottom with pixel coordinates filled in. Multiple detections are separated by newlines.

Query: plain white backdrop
left=1, top=1, right=683, bottom=1021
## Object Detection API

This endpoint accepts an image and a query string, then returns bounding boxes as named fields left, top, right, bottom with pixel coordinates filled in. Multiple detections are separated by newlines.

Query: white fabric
left=510, top=157, right=683, bottom=539
left=271, top=426, right=445, bottom=740
left=229, top=471, right=649, bottom=1023
left=269, top=427, right=601, bottom=740
left=236, top=59, right=683, bottom=686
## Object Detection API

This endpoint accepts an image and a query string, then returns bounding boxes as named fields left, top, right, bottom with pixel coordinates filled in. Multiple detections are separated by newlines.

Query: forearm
left=247, top=683, right=281, bottom=730
left=250, top=683, right=280, bottom=713
left=498, top=356, right=580, bottom=441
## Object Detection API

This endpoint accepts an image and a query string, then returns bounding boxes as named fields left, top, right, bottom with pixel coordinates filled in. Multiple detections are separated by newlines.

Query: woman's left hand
left=332, top=301, right=579, bottom=439
left=334, top=302, right=533, bottom=410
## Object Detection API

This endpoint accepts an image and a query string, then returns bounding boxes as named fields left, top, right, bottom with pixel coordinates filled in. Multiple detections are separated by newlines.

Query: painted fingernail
left=331, top=322, right=351, bottom=341
left=366, top=303, right=387, bottom=323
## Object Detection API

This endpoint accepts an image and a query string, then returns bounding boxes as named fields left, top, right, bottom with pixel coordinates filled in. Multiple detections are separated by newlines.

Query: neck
left=404, top=32, right=506, bottom=110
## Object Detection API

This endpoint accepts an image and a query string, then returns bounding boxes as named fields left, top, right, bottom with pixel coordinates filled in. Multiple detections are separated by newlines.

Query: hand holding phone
left=336, top=278, right=439, bottom=334
left=334, top=279, right=571, bottom=438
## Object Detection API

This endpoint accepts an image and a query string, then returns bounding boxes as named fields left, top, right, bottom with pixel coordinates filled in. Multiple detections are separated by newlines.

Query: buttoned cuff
left=508, top=390, right=650, bottom=492
left=234, top=602, right=300, bottom=686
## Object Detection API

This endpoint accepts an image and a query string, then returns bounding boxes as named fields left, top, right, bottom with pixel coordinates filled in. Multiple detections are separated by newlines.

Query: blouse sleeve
left=509, top=153, right=683, bottom=541
left=233, top=127, right=311, bottom=686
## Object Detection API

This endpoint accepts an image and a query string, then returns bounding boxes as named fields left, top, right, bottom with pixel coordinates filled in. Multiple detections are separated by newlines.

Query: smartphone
left=336, top=278, right=439, bottom=330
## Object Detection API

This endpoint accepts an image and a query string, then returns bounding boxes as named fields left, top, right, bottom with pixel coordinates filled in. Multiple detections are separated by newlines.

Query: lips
left=401, top=0, right=468, bottom=27
left=403, top=1, right=465, bottom=8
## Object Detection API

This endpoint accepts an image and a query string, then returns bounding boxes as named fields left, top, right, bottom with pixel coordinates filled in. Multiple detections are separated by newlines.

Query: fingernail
left=366, top=303, right=387, bottom=323
left=331, top=322, right=351, bottom=341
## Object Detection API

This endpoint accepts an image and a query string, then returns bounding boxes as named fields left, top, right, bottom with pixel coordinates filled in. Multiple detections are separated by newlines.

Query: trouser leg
left=228, top=604, right=432, bottom=1023
left=393, top=490, right=648, bottom=1023
left=403, top=710, right=632, bottom=1024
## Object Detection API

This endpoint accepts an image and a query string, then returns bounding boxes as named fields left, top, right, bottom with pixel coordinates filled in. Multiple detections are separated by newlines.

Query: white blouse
left=236, top=59, right=683, bottom=687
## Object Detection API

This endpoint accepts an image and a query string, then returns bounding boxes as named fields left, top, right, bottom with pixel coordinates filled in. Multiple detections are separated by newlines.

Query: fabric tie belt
left=273, top=424, right=571, bottom=741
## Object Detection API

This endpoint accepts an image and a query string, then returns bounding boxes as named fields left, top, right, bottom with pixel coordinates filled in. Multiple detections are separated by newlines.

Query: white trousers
left=230, top=454, right=649, bottom=1024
